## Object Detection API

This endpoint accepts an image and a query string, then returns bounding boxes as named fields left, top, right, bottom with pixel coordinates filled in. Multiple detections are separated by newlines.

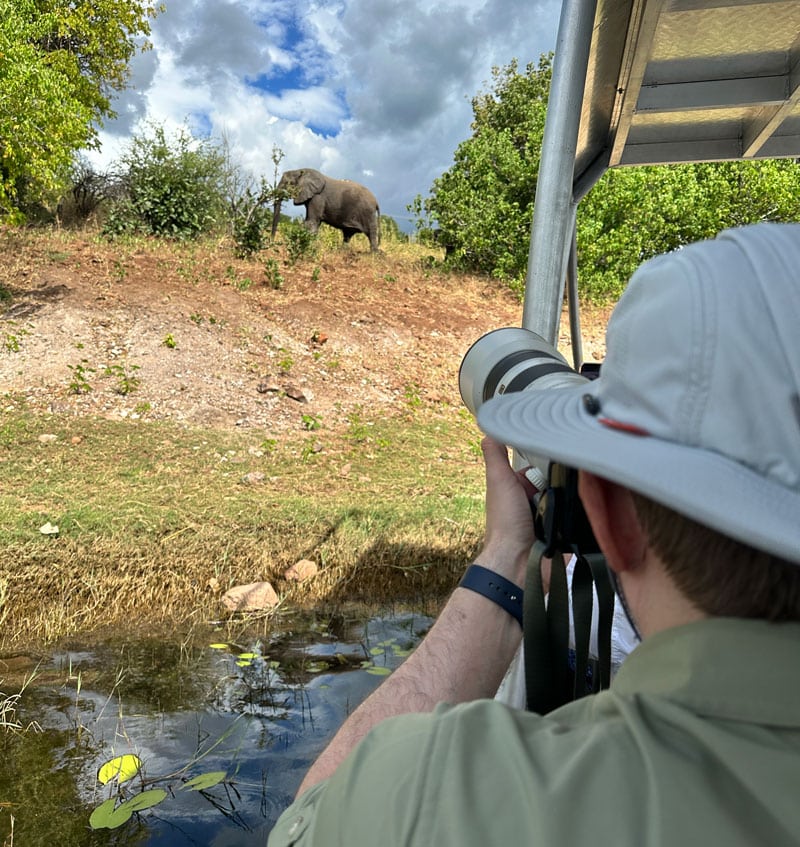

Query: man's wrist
left=458, top=564, right=524, bottom=627
left=472, top=547, right=530, bottom=587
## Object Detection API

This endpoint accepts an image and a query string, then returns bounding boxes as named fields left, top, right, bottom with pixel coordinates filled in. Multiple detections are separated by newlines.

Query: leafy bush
left=576, top=160, right=800, bottom=301
left=232, top=196, right=272, bottom=258
left=104, top=125, right=228, bottom=239
left=101, top=197, right=141, bottom=237
left=283, top=220, right=317, bottom=264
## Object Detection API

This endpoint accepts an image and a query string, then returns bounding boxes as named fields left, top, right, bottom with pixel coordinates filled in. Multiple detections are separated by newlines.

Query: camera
left=459, top=327, right=599, bottom=557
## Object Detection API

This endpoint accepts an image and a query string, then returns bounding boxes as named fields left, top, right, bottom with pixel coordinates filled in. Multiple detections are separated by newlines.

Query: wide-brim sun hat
left=476, top=223, right=800, bottom=565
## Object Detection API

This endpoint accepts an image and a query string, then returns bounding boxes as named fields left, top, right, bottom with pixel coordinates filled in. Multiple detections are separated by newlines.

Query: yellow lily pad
left=98, top=754, right=142, bottom=785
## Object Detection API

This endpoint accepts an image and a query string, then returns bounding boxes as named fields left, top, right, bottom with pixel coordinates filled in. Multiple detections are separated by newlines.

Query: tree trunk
left=271, top=198, right=282, bottom=241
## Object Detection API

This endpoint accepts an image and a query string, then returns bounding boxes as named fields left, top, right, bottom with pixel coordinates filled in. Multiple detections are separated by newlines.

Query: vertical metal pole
left=566, top=215, right=583, bottom=370
left=521, top=0, right=598, bottom=345
left=496, top=1, right=597, bottom=708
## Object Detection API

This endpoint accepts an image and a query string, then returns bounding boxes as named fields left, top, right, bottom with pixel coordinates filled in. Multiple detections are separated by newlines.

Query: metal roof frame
left=522, top=0, right=800, bottom=365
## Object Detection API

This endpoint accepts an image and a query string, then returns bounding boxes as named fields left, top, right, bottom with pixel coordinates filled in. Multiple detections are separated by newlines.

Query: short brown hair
left=630, top=491, right=800, bottom=622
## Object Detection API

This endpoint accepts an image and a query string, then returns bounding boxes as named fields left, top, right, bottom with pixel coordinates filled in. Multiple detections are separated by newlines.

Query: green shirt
left=268, top=618, right=800, bottom=846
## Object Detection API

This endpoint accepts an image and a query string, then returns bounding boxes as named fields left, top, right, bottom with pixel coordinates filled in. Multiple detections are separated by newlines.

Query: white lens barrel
left=459, top=327, right=578, bottom=415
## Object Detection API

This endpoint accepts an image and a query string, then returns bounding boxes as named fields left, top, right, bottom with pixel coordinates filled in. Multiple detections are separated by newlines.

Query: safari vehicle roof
left=524, top=0, right=800, bottom=364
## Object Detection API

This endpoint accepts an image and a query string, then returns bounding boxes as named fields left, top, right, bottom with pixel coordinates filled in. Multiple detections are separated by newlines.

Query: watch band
left=459, top=564, right=524, bottom=627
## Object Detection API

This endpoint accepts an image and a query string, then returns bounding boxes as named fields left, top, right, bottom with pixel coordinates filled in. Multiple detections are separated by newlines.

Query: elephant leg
left=304, top=217, right=320, bottom=235
left=341, top=228, right=357, bottom=243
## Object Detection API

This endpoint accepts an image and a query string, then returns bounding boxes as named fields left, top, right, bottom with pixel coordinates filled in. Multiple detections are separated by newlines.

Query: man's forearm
left=296, top=582, right=523, bottom=796
left=296, top=438, right=535, bottom=797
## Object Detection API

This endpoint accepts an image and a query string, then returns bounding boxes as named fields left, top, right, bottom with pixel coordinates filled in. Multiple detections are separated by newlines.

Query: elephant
left=276, top=168, right=381, bottom=252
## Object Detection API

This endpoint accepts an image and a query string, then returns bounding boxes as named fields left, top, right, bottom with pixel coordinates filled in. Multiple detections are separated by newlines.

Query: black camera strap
left=523, top=541, right=614, bottom=714
left=524, top=541, right=567, bottom=713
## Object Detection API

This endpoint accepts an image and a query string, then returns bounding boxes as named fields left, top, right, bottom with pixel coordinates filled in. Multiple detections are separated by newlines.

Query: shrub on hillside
left=103, top=124, right=228, bottom=239
left=283, top=220, right=317, bottom=264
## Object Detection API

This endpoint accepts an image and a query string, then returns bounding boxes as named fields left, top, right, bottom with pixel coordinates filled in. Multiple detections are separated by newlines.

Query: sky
left=88, top=0, right=561, bottom=231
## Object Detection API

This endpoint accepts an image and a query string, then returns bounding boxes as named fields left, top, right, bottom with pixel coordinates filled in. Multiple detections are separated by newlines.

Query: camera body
left=459, top=327, right=600, bottom=557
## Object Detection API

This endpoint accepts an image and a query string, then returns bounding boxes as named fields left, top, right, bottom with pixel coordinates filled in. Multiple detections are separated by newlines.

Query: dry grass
left=0, top=406, right=487, bottom=647
left=0, top=669, right=41, bottom=735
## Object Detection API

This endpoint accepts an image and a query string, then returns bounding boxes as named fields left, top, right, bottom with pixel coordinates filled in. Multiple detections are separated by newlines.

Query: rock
left=221, top=581, right=279, bottom=612
left=284, top=559, right=318, bottom=582
left=240, top=471, right=266, bottom=485
left=257, top=379, right=281, bottom=394
left=38, top=433, right=57, bottom=443
left=284, top=384, right=308, bottom=402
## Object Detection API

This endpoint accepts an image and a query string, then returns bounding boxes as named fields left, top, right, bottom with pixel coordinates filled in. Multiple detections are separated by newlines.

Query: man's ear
left=578, top=471, right=646, bottom=574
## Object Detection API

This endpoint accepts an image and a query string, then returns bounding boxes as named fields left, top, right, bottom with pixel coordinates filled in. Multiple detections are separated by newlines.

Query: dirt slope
left=0, top=231, right=610, bottom=434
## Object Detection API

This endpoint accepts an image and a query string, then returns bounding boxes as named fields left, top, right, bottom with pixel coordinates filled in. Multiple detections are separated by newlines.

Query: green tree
left=414, top=56, right=551, bottom=289
left=0, top=0, right=157, bottom=221
left=415, top=56, right=800, bottom=300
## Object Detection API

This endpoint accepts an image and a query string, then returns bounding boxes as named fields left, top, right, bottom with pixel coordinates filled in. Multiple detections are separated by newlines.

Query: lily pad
left=89, top=798, right=133, bottom=830
left=182, top=771, right=227, bottom=791
left=365, top=665, right=391, bottom=676
left=98, top=754, right=142, bottom=785
left=124, top=788, right=168, bottom=812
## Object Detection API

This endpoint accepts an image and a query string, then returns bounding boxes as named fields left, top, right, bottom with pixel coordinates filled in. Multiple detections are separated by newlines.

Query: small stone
left=284, top=559, right=318, bottom=582
left=240, top=471, right=266, bottom=485
left=284, top=384, right=308, bottom=402
left=38, top=434, right=57, bottom=443
left=222, top=581, right=279, bottom=612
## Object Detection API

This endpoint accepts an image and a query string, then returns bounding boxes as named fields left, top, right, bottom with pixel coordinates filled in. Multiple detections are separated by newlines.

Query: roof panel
left=574, top=0, right=800, bottom=192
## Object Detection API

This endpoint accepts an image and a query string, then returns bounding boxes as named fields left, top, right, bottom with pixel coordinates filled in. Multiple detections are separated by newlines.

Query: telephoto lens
left=459, top=327, right=588, bottom=487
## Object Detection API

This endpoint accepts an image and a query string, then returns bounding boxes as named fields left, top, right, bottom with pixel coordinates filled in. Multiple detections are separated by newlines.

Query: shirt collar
left=610, top=618, right=800, bottom=728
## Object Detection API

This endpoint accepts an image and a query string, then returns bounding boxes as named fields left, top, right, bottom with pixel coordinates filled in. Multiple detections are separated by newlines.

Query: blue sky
left=90, top=0, right=560, bottom=230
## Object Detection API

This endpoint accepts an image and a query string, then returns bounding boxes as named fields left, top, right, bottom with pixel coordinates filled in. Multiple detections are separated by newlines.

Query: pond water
left=0, top=610, right=432, bottom=846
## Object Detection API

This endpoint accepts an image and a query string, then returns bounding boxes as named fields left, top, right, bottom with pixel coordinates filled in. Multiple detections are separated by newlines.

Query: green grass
left=0, top=404, right=487, bottom=647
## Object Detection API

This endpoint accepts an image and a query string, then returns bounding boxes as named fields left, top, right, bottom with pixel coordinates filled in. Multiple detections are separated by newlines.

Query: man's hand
left=475, top=437, right=537, bottom=587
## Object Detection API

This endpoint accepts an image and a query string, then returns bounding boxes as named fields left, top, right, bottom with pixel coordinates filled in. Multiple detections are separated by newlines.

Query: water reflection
left=0, top=611, right=432, bottom=846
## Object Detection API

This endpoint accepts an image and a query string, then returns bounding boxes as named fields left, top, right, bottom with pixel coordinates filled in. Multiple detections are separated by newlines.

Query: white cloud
left=258, top=87, right=347, bottom=131
left=89, top=0, right=560, bottom=228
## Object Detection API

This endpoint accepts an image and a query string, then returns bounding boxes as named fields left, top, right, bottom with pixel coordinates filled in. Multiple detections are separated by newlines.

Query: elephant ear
left=296, top=170, right=325, bottom=204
